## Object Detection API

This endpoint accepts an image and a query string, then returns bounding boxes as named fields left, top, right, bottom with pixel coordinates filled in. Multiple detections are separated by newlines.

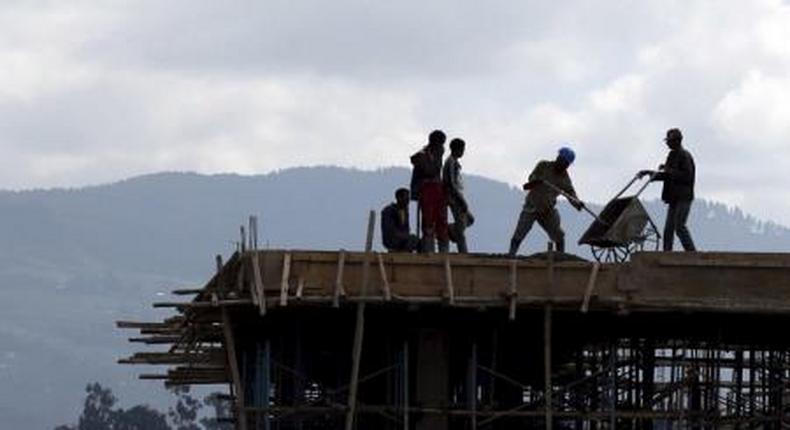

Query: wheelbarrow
left=576, top=173, right=661, bottom=262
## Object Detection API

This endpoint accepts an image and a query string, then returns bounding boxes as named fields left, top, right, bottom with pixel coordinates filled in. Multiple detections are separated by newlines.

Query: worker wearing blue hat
left=508, top=146, right=584, bottom=255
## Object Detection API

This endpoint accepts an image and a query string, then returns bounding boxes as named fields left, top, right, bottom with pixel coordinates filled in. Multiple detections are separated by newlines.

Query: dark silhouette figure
left=381, top=188, right=420, bottom=252
left=639, top=128, right=697, bottom=251
left=443, top=138, right=474, bottom=253
left=410, top=130, right=448, bottom=253
left=509, top=147, right=584, bottom=255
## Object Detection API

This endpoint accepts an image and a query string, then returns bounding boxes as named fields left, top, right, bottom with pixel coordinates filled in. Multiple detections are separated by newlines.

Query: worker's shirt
left=442, top=155, right=466, bottom=209
left=525, top=160, right=577, bottom=213
left=409, top=145, right=444, bottom=199
left=655, top=147, right=695, bottom=203
left=381, top=203, right=411, bottom=249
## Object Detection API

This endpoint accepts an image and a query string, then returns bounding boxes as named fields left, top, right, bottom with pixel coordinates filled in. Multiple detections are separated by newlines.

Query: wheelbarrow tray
left=578, top=197, right=651, bottom=248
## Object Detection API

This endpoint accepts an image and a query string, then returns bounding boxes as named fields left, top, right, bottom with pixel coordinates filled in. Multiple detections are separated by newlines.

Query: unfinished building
left=120, top=232, right=790, bottom=429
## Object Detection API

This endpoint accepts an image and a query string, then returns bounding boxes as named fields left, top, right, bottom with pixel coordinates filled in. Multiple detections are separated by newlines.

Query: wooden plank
left=280, top=252, right=292, bottom=306
left=289, top=249, right=592, bottom=269
left=581, top=262, right=601, bottom=313
left=171, top=289, right=203, bottom=295
left=251, top=252, right=266, bottom=316
left=378, top=253, right=392, bottom=301
left=657, top=258, right=790, bottom=269
left=222, top=309, right=248, bottom=430
left=445, top=255, right=455, bottom=305
left=334, top=250, right=347, bottom=307
left=508, top=260, right=518, bottom=321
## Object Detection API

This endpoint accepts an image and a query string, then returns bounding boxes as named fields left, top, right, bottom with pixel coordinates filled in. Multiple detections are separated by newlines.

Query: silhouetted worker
left=508, top=147, right=584, bottom=256
left=381, top=188, right=420, bottom=252
left=638, top=128, right=697, bottom=251
left=443, top=138, right=474, bottom=253
left=410, top=130, right=449, bottom=253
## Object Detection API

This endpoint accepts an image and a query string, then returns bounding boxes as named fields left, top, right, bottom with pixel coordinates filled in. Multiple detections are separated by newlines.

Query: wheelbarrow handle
left=612, top=171, right=658, bottom=200
left=540, top=180, right=610, bottom=226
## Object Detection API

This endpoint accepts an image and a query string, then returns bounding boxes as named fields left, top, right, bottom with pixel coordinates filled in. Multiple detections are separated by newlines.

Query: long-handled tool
left=540, top=180, right=610, bottom=227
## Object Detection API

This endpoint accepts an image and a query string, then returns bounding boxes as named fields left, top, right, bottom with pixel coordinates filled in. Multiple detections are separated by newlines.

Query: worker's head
left=664, top=128, right=683, bottom=150
left=428, top=129, right=446, bottom=147
left=450, top=138, right=465, bottom=158
left=556, top=146, right=576, bottom=170
left=395, top=188, right=410, bottom=207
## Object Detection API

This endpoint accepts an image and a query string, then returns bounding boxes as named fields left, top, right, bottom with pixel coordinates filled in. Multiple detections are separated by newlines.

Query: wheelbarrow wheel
left=589, top=222, right=661, bottom=263
left=590, top=245, right=631, bottom=263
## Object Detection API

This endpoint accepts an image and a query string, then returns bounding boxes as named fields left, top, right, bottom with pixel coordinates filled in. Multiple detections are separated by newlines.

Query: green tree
left=168, top=386, right=201, bottom=430
left=114, top=405, right=170, bottom=430
left=77, top=383, right=116, bottom=430
left=200, top=393, right=233, bottom=430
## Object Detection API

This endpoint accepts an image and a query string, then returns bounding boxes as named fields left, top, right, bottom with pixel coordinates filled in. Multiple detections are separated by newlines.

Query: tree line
left=54, top=382, right=233, bottom=430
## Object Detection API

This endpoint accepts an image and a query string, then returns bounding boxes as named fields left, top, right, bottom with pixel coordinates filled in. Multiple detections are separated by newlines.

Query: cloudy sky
left=2, top=0, right=790, bottom=224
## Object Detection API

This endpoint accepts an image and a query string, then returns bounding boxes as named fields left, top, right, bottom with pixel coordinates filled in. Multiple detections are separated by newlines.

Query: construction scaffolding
left=120, top=240, right=790, bottom=429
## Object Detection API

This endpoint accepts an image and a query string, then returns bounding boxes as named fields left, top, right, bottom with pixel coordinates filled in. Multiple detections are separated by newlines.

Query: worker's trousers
left=419, top=181, right=449, bottom=253
left=449, top=202, right=469, bottom=253
left=664, top=200, right=696, bottom=251
left=509, top=204, right=565, bottom=255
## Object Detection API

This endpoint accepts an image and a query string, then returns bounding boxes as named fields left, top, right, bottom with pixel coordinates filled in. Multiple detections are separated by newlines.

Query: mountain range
left=1, top=166, right=788, bottom=429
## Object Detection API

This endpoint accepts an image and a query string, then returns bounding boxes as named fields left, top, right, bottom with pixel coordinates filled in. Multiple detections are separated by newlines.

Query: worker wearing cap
left=508, top=147, right=584, bottom=256
left=638, top=128, right=697, bottom=251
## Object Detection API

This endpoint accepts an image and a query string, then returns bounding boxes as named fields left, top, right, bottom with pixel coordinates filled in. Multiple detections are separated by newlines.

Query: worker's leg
left=674, top=200, right=696, bottom=251
left=450, top=204, right=468, bottom=253
left=663, top=203, right=677, bottom=251
left=436, top=189, right=450, bottom=253
left=509, top=204, right=537, bottom=256
left=420, top=182, right=442, bottom=253
left=538, top=208, right=565, bottom=253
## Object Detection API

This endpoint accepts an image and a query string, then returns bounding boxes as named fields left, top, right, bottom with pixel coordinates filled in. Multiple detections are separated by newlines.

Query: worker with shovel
left=508, top=147, right=585, bottom=255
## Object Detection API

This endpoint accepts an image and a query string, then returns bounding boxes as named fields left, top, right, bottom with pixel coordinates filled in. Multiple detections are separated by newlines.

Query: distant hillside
left=1, top=166, right=788, bottom=429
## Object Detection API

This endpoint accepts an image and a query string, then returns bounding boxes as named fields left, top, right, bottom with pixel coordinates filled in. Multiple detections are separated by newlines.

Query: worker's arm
left=443, top=160, right=469, bottom=212
left=564, top=181, right=584, bottom=211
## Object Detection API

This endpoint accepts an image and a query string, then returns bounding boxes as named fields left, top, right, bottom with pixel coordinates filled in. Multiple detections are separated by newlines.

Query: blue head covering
left=558, top=146, right=575, bottom=164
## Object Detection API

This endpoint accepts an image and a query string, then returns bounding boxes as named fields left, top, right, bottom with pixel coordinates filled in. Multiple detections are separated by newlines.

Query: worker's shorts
left=419, top=181, right=448, bottom=243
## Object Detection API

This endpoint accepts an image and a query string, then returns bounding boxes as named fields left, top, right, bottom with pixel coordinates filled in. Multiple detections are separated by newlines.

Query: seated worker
left=381, top=188, right=420, bottom=252
left=508, top=146, right=584, bottom=255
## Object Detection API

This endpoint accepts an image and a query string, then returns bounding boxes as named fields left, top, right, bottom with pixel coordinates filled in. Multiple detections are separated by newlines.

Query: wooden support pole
left=544, top=304, right=553, bottom=430
left=445, top=255, right=455, bottom=305
left=508, top=260, right=518, bottom=321
left=236, top=258, right=247, bottom=296
left=280, top=252, right=291, bottom=306
left=581, top=262, right=601, bottom=313
left=251, top=253, right=266, bottom=316
left=403, top=340, right=410, bottom=430
left=222, top=308, right=248, bottom=430
left=295, top=277, right=305, bottom=300
left=334, top=251, right=347, bottom=308
left=377, top=253, right=392, bottom=301
left=345, top=210, right=376, bottom=430
left=544, top=242, right=554, bottom=430
left=468, top=341, right=478, bottom=430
